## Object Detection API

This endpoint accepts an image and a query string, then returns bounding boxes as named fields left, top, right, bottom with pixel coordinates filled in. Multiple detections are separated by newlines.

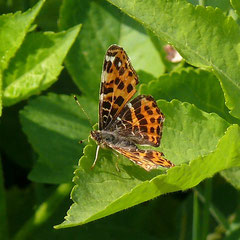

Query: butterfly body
left=91, top=130, right=137, bottom=150
left=91, top=44, right=175, bottom=171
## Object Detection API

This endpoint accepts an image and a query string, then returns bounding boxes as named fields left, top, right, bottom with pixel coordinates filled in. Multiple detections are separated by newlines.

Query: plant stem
left=199, top=0, right=205, bottom=6
left=192, top=189, right=200, bottom=240
left=196, top=189, right=230, bottom=231
left=13, top=183, right=72, bottom=240
left=0, top=157, right=8, bottom=240
left=201, top=179, right=212, bottom=240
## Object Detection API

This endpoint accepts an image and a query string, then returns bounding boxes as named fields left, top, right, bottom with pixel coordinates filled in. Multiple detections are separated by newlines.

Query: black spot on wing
left=107, top=51, right=118, bottom=56
left=127, top=84, right=133, bottom=93
left=114, top=57, right=121, bottom=70
left=150, top=117, right=155, bottom=123
left=115, top=96, right=124, bottom=106
left=140, top=126, right=147, bottom=132
left=128, top=71, right=133, bottom=76
left=102, top=101, right=111, bottom=109
left=106, top=61, right=112, bottom=73
left=117, top=81, right=124, bottom=90
left=119, top=67, right=125, bottom=75
left=103, top=60, right=107, bottom=71
left=104, top=87, right=113, bottom=94
left=115, top=77, right=120, bottom=84
left=139, top=118, right=148, bottom=125
left=108, top=45, right=122, bottom=51
left=137, top=114, right=144, bottom=120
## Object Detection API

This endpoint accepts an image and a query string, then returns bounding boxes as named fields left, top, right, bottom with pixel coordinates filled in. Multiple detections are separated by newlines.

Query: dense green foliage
left=1, top=0, right=240, bottom=239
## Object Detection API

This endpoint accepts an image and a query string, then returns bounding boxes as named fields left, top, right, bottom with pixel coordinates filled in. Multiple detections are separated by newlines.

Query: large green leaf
left=56, top=100, right=240, bottom=228
left=0, top=0, right=44, bottom=71
left=3, top=25, right=80, bottom=106
left=107, top=0, right=240, bottom=119
left=59, top=0, right=165, bottom=100
left=20, top=93, right=97, bottom=184
left=139, top=68, right=240, bottom=189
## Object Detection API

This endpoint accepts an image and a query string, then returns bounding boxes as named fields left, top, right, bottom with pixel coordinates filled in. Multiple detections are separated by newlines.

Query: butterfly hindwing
left=112, top=146, right=174, bottom=171
left=99, top=45, right=139, bottom=130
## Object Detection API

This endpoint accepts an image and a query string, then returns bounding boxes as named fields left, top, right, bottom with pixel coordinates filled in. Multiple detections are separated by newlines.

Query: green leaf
left=20, top=93, right=97, bottom=184
left=59, top=0, right=165, bottom=100
left=13, top=183, right=72, bottom=240
left=118, top=15, right=165, bottom=77
left=230, top=0, right=240, bottom=17
left=55, top=100, right=240, bottom=228
left=3, top=25, right=81, bottom=106
left=220, top=167, right=240, bottom=190
left=139, top=68, right=238, bottom=124
left=139, top=68, right=240, bottom=189
left=0, top=0, right=44, bottom=71
left=107, top=0, right=240, bottom=119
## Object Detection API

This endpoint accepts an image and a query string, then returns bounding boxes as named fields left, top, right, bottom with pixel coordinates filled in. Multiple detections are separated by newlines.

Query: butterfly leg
left=91, top=145, right=100, bottom=169
left=112, top=151, right=120, bottom=172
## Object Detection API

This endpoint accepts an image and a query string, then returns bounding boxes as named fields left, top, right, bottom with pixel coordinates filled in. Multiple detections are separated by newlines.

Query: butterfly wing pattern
left=90, top=44, right=175, bottom=171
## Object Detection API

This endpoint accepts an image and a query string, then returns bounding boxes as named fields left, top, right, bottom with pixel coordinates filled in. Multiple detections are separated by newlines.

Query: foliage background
left=1, top=0, right=240, bottom=239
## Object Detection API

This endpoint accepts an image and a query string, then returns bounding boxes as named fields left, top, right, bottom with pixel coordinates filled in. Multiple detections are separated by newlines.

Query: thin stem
left=13, top=183, right=72, bottom=240
left=0, top=158, right=8, bottom=240
left=199, top=0, right=205, bottom=6
left=192, top=189, right=200, bottom=240
left=195, top=189, right=230, bottom=231
left=201, top=179, right=212, bottom=240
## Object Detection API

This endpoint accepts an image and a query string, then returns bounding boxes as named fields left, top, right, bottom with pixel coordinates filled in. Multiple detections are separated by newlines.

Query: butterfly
left=90, top=44, right=175, bottom=171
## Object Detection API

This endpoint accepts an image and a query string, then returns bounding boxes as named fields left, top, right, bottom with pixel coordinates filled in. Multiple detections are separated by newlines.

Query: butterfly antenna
left=73, top=95, right=93, bottom=127
left=91, top=145, right=100, bottom=169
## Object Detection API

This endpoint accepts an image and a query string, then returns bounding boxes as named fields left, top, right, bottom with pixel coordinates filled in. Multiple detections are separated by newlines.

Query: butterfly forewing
left=99, top=45, right=139, bottom=130
left=111, top=95, right=164, bottom=147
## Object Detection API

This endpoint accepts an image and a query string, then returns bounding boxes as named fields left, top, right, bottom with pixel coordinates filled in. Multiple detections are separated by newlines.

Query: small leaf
left=0, top=0, right=44, bottom=71
left=3, top=25, right=81, bottom=106
left=55, top=100, right=239, bottom=228
left=20, top=93, right=97, bottom=184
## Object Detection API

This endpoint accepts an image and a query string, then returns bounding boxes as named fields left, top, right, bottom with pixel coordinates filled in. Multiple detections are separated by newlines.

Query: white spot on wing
left=100, top=93, right=104, bottom=101
left=118, top=61, right=121, bottom=68
left=106, top=55, right=115, bottom=63
left=117, top=117, right=121, bottom=121
left=127, top=103, right=132, bottom=108
left=101, top=71, right=107, bottom=82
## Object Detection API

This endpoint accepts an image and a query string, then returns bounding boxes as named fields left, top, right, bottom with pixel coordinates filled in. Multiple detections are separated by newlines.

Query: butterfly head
left=91, top=130, right=117, bottom=146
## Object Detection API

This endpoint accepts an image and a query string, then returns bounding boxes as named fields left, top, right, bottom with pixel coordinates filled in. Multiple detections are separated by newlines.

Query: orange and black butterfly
left=90, top=45, right=175, bottom=171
